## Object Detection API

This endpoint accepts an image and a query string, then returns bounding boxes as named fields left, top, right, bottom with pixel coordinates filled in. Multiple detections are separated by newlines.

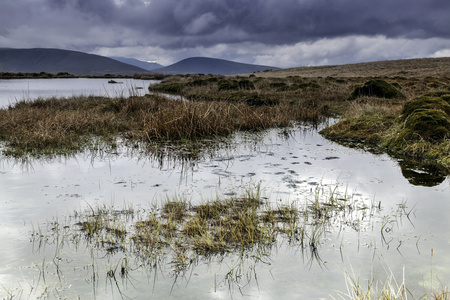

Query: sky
left=1, top=0, right=450, bottom=68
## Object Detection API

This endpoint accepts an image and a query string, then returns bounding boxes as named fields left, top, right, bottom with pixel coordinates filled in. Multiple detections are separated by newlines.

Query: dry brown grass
left=253, top=57, right=450, bottom=78
left=0, top=94, right=320, bottom=156
left=344, top=97, right=404, bottom=119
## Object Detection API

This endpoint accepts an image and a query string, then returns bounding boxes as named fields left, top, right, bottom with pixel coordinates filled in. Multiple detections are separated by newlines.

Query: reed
left=338, top=267, right=449, bottom=300
left=0, top=94, right=320, bottom=157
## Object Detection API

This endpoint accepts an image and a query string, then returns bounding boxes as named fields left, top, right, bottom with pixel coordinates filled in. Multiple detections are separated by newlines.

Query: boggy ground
left=0, top=58, right=448, bottom=177
left=1, top=58, right=449, bottom=171
left=2, top=58, right=449, bottom=299
left=150, top=62, right=450, bottom=170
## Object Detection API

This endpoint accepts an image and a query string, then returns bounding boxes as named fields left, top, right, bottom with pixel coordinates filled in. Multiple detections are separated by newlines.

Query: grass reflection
left=26, top=182, right=398, bottom=299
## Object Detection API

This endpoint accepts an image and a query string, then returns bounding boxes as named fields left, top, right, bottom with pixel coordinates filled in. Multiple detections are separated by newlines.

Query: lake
left=0, top=78, right=156, bottom=107
left=0, top=79, right=449, bottom=299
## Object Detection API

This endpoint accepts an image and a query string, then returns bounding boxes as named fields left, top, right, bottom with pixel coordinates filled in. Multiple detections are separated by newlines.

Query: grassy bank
left=320, top=89, right=450, bottom=167
left=0, top=94, right=319, bottom=157
left=149, top=73, right=449, bottom=111
left=150, top=74, right=450, bottom=169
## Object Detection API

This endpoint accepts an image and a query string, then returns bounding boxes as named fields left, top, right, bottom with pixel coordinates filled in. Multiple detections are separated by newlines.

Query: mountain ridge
left=0, top=48, right=149, bottom=76
left=152, top=57, right=279, bottom=75
left=0, top=48, right=279, bottom=76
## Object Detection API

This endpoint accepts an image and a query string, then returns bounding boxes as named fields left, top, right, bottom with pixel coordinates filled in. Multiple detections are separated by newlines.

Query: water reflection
left=0, top=78, right=156, bottom=108
left=27, top=183, right=390, bottom=299
left=324, top=139, right=449, bottom=187
left=1, top=123, right=449, bottom=299
left=397, top=158, right=447, bottom=187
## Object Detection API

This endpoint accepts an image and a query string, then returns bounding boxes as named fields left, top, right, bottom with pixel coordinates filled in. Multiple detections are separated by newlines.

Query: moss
left=319, top=115, right=395, bottom=144
left=292, top=82, right=321, bottom=90
left=402, top=109, right=450, bottom=142
left=401, top=96, right=450, bottom=119
left=423, top=90, right=450, bottom=98
left=441, top=94, right=450, bottom=104
left=320, top=92, right=450, bottom=169
left=237, top=79, right=256, bottom=90
left=218, top=79, right=238, bottom=91
left=349, top=79, right=404, bottom=99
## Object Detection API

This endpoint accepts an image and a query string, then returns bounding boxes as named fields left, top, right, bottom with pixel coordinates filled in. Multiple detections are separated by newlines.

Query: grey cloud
left=8, top=0, right=446, bottom=47
left=0, top=0, right=449, bottom=67
left=135, top=0, right=450, bottom=45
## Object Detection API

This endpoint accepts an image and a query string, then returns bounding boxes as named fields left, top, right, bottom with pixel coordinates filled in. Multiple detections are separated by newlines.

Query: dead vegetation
left=0, top=94, right=320, bottom=157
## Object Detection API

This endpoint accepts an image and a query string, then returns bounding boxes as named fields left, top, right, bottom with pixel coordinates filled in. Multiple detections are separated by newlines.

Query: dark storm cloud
left=0, top=0, right=449, bottom=67
left=81, top=0, right=450, bottom=46
left=3, top=0, right=447, bottom=48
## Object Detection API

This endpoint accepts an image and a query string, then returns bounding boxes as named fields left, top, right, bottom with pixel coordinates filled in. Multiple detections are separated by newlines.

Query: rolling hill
left=254, top=57, right=450, bottom=78
left=152, top=57, right=279, bottom=75
left=0, top=48, right=150, bottom=76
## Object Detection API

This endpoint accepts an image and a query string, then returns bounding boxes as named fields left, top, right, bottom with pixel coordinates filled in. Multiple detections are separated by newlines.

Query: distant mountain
left=0, top=48, right=150, bottom=76
left=109, top=56, right=163, bottom=71
left=152, top=57, right=279, bottom=75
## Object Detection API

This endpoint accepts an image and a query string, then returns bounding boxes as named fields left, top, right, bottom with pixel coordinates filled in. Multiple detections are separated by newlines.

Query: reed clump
left=0, top=94, right=319, bottom=157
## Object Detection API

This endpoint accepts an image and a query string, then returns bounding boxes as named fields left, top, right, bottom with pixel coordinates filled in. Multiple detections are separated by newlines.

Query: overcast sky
left=1, top=0, right=450, bottom=68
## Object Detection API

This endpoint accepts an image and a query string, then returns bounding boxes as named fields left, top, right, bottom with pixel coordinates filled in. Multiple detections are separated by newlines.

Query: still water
left=0, top=80, right=448, bottom=299
left=0, top=78, right=155, bottom=107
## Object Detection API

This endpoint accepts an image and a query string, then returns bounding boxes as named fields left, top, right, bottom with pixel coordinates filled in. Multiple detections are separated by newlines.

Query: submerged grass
left=31, top=183, right=375, bottom=282
left=27, top=183, right=446, bottom=299
left=337, top=256, right=449, bottom=300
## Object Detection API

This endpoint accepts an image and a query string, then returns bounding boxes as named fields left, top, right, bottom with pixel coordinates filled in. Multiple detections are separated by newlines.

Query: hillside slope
left=255, top=57, right=450, bottom=78
left=0, top=48, right=149, bottom=76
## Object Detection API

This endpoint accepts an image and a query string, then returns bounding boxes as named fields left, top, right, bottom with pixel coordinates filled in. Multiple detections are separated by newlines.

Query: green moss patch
left=422, top=90, right=450, bottom=98
left=349, top=79, right=404, bottom=100
left=321, top=91, right=450, bottom=169
left=403, top=109, right=449, bottom=141
left=401, top=96, right=450, bottom=119
left=320, top=115, right=395, bottom=144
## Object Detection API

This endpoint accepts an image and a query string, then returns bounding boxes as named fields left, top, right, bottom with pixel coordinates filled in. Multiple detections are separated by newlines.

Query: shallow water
left=0, top=120, right=448, bottom=299
left=0, top=78, right=156, bottom=107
